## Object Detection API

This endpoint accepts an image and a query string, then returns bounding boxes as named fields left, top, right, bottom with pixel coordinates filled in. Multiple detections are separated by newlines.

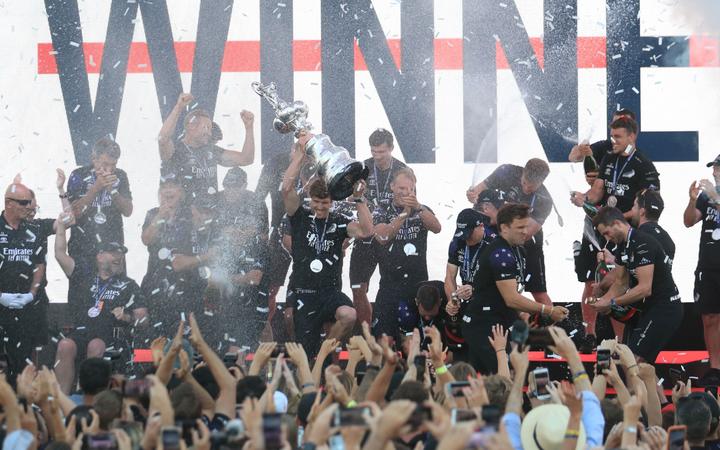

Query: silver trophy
left=252, top=81, right=368, bottom=200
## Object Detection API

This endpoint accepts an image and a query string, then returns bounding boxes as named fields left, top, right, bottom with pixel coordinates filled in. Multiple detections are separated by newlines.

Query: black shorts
left=523, top=243, right=547, bottom=293
left=694, top=268, right=720, bottom=314
left=291, top=288, right=353, bottom=358
left=349, top=239, right=378, bottom=285
left=0, top=307, right=38, bottom=374
left=574, top=236, right=599, bottom=283
left=372, top=284, right=417, bottom=342
left=624, top=300, right=683, bottom=362
left=24, top=295, right=49, bottom=347
left=266, top=231, right=292, bottom=287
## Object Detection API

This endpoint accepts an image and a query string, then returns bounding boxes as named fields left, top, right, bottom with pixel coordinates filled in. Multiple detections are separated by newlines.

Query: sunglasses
left=6, top=198, right=32, bottom=206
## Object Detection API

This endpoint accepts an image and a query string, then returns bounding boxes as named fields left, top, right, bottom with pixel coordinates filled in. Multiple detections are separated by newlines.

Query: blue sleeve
left=448, top=239, right=460, bottom=265
left=66, top=169, right=85, bottom=202
left=490, top=247, right=519, bottom=281
left=580, top=391, right=605, bottom=448
left=501, top=412, right=523, bottom=450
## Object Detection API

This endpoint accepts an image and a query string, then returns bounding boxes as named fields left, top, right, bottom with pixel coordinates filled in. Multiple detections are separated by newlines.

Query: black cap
left=222, top=167, right=248, bottom=188
left=96, top=242, right=128, bottom=255
left=707, top=153, right=720, bottom=167
left=475, top=189, right=506, bottom=209
left=454, top=208, right=490, bottom=239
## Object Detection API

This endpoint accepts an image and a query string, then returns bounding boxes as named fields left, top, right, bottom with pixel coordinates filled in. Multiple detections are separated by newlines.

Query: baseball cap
left=222, top=167, right=248, bottom=188
left=454, top=208, right=490, bottom=239
left=475, top=189, right=506, bottom=209
left=96, top=242, right=128, bottom=255
left=638, top=189, right=664, bottom=215
left=707, top=154, right=720, bottom=167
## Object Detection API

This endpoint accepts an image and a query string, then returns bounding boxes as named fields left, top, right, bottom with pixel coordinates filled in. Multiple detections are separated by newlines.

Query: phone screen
left=533, top=368, right=550, bottom=399
left=161, top=427, right=182, bottom=450
left=668, top=426, right=686, bottom=450
left=596, top=349, right=611, bottom=374
left=263, top=413, right=284, bottom=450
left=334, top=407, right=369, bottom=427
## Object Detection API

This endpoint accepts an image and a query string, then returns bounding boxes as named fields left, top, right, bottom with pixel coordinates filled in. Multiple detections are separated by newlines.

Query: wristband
left=624, top=426, right=637, bottom=434
left=346, top=400, right=358, bottom=408
left=301, top=382, right=315, bottom=389
left=572, top=370, right=589, bottom=382
left=435, top=365, right=448, bottom=375
left=564, top=430, right=580, bottom=438
left=58, top=193, right=68, bottom=199
left=541, top=304, right=546, bottom=316
left=353, top=197, right=365, bottom=203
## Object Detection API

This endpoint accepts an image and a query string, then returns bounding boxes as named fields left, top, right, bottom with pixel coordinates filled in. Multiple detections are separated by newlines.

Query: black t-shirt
left=67, top=166, right=132, bottom=258
left=483, top=164, right=553, bottom=246
left=597, top=149, right=660, bottom=212
left=288, top=206, right=350, bottom=290
left=694, top=193, right=720, bottom=270
left=413, top=280, right=464, bottom=351
left=468, top=236, right=523, bottom=324
left=68, top=267, right=144, bottom=332
left=161, top=140, right=224, bottom=200
left=216, top=190, right=269, bottom=236
left=255, top=153, right=290, bottom=230
left=612, top=228, right=679, bottom=311
left=0, top=213, right=46, bottom=293
left=448, top=237, right=487, bottom=285
left=213, top=234, right=270, bottom=304
left=140, top=208, right=194, bottom=298
left=373, top=201, right=432, bottom=287
left=363, top=157, right=408, bottom=207
left=638, top=221, right=675, bottom=267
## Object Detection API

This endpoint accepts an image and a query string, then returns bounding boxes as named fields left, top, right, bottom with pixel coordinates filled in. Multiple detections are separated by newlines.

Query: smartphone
left=123, top=379, right=150, bottom=399
left=510, top=320, right=529, bottom=350
left=667, top=425, right=687, bottom=450
left=596, top=349, right=611, bottom=375
left=176, top=419, right=197, bottom=446
left=83, top=433, right=119, bottom=450
left=669, top=368, right=689, bottom=384
left=270, top=344, right=286, bottom=358
left=532, top=367, right=551, bottom=400
left=705, top=386, right=718, bottom=398
left=445, top=381, right=471, bottom=398
left=450, top=408, right=476, bottom=425
left=223, top=352, right=237, bottom=368
left=481, top=404, right=501, bottom=428
left=414, top=355, right=426, bottom=382
left=333, top=407, right=370, bottom=427
left=263, top=412, right=284, bottom=450
left=161, top=427, right=182, bottom=450
left=527, top=328, right=555, bottom=347
left=407, top=404, right=432, bottom=430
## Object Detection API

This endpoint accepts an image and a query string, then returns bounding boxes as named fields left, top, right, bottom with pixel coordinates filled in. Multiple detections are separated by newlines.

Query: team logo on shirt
left=2, top=247, right=33, bottom=262
left=0, top=233, right=7, bottom=244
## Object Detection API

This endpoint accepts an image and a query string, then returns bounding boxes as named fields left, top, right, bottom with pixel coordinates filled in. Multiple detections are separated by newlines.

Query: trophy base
left=327, top=162, right=369, bottom=200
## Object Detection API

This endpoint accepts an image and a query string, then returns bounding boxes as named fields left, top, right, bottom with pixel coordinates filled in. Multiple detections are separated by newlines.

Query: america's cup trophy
left=252, top=81, right=368, bottom=200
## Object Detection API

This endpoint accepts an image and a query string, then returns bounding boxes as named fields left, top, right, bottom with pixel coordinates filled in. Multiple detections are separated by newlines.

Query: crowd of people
left=0, top=93, right=719, bottom=449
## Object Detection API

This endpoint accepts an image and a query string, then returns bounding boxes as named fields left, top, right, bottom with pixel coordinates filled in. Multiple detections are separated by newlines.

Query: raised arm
left=684, top=181, right=703, bottom=227
left=219, top=111, right=255, bottom=167
left=54, top=215, right=75, bottom=277
left=346, top=181, right=374, bottom=239
left=281, top=134, right=311, bottom=217
left=158, top=93, right=194, bottom=162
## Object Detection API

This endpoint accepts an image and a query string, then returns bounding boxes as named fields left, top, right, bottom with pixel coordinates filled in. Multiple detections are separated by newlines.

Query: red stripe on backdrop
left=37, top=36, right=718, bottom=74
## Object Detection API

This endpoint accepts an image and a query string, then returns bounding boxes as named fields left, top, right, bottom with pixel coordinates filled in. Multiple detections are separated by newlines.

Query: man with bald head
left=0, top=182, right=47, bottom=375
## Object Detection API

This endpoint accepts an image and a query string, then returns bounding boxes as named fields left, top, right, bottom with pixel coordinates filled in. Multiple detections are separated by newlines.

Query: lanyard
left=611, top=149, right=636, bottom=194
left=512, top=246, right=525, bottom=282
left=528, top=193, right=536, bottom=212
left=91, top=173, right=112, bottom=206
left=373, top=160, right=393, bottom=199
left=461, top=244, right=481, bottom=282
left=312, top=218, right=328, bottom=255
left=93, top=276, right=113, bottom=308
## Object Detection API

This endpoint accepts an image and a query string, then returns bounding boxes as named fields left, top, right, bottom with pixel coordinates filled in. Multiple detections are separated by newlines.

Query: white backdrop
left=1, top=0, right=718, bottom=307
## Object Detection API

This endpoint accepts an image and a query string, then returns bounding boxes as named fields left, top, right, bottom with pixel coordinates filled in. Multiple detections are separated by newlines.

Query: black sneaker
left=579, top=334, right=596, bottom=354
left=699, top=368, right=720, bottom=387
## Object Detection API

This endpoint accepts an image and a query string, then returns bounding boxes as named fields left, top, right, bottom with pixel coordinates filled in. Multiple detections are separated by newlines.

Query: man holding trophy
left=253, top=82, right=374, bottom=356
